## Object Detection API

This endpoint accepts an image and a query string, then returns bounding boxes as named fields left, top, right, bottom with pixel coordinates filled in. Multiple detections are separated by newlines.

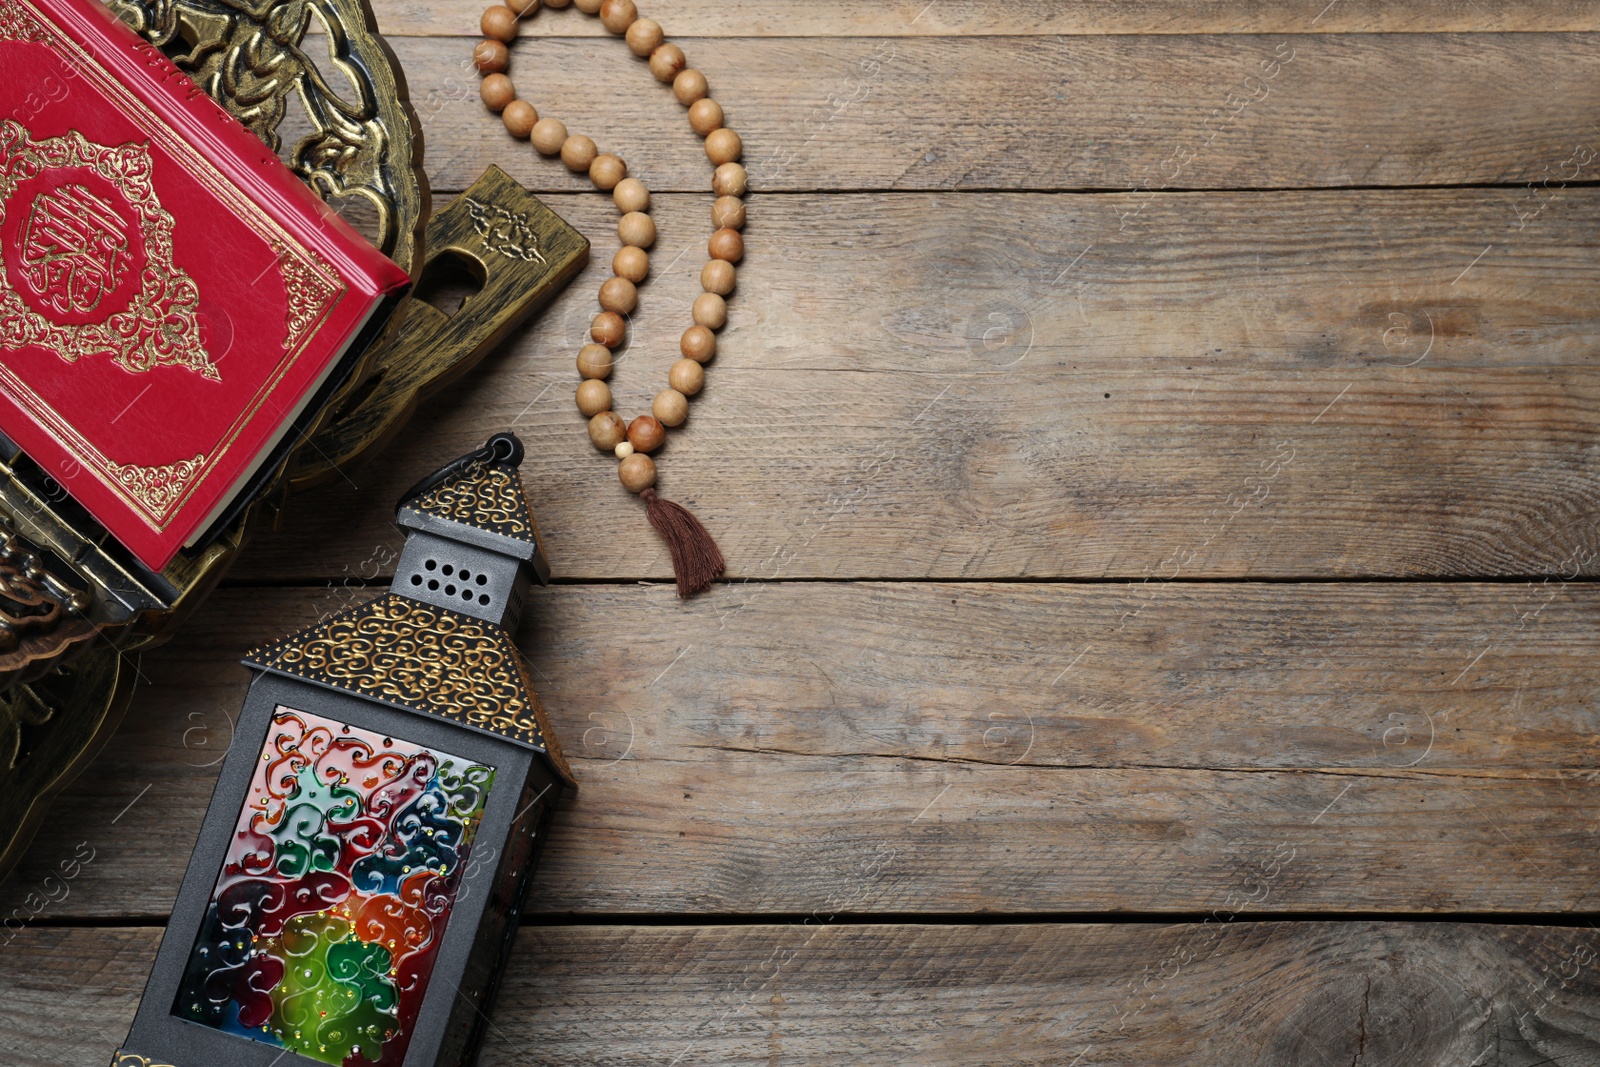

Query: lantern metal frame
left=115, top=432, right=575, bottom=1067
left=118, top=678, right=557, bottom=1067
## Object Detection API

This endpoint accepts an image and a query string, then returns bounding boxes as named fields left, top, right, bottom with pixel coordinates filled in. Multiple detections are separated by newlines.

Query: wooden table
left=6, top=2, right=1600, bottom=1063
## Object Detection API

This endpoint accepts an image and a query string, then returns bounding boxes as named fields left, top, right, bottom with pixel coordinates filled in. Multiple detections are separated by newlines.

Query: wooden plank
left=238, top=189, right=1600, bottom=584
left=5, top=922, right=1600, bottom=1065
left=8, top=581, right=1600, bottom=920
left=389, top=34, right=1600, bottom=193
left=365, top=1, right=1600, bottom=38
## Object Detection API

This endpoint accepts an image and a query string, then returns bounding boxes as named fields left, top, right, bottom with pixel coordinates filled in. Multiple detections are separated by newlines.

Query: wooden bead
left=465, top=5, right=765, bottom=497
left=613, top=245, right=650, bottom=283
left=613, top=177, right=650, bottom=214
left=480, top=5, right=519, bottom=41
left=576, top=379, right=612, bottom=416
left=669, top=357, right=704, bottom=395
left=693, top=291, right=727, bottom=329
left=625, top=17, right=662, bottom=55
left=649, top=43, right=686, bottom=82
left=531, top=118, right=567, bottom=155
left=599, top=0, right=636, bottom=32
left=473, top=39, right=509, bottom=73
left=599, top=275, right=638, bottom=314
left=700, top=259, right=736, bottom=295
left=705, top=127, right=742, bottom=165
left=688, top=98, right=723, bottom=137
left=591, top=311, right=626, bottom=347
left=673, top=68, right=709, bottom=105
left=712, top=195, right=745, bottom=230
left=708, top=227, right=744, bottom=263
left=561, top=134, right=598, bottom=172
left=588, top=411, right=627, bottom=450
left=619, top=452, right=657, bottom=492
left=653, top=388, right=689, bottom=427
left=577, top=342, right=613, bottom=379
left=502, top=99, right=538, bottom=138
left=712, top=161, right=748, bottom=197
left=627, top=415, right=665, bottom=453
left=681, top=324, right=716, bottom=361
left=479, top=74, right=516, bottom=112
left=617, top=211, right=656, bottom=249
left=589, top=153, right=627, bottom=190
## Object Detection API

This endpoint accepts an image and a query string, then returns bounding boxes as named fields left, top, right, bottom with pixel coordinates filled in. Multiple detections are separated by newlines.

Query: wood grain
left=8, top=582, right=1600, bottom=920
left=7, top=923, right=1600, bottom=1066
left=235, top=189, right=1600, bottom=584
left=391, top=35, right=1600, bottom=193
left=363, top=2, right=1600, bottom=38
left=10, top=6, right=1600, bottom=1056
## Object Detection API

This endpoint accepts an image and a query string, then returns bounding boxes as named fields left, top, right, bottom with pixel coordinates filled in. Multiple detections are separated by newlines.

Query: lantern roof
left=242, top=592, right=575, bottom=788
left=242, top=433, right=572, bottom=789
left=395, top=432, right=551, bottom=581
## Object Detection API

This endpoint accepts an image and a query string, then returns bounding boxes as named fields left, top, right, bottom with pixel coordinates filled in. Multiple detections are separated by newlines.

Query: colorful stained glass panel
left=173, top=706, right=496, bottom=1066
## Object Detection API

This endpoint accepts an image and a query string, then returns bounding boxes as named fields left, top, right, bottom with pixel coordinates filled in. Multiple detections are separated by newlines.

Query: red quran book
left=0, top=0, right=409, bottom=571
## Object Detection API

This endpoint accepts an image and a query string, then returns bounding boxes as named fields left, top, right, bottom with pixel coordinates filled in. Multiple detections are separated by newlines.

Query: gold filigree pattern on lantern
left=245, top=594, right=568, bottom=777
left=111, top=1053, right=176, bottom=1067
left=105, top=454, right=206, bottom=520
left=410, top=461, right=536, bottom=540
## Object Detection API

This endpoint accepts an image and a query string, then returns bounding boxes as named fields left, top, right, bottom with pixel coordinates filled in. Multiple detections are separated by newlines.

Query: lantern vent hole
left=393, top=526, right=528, bottom=625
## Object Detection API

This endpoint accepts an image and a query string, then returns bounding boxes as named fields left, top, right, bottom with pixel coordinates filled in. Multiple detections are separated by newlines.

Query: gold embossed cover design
left=0, top=0, right=408, bottom=572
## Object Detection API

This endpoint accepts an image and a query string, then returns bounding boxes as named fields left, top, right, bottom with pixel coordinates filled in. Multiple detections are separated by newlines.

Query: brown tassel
left=640, top=488, right=725, bottom=598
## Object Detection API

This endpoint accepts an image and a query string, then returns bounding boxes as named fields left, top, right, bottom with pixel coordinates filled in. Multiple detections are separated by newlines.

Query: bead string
left=472, top=0, right=738, bottom=595
left=467, top=0, right=742, bottom=492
